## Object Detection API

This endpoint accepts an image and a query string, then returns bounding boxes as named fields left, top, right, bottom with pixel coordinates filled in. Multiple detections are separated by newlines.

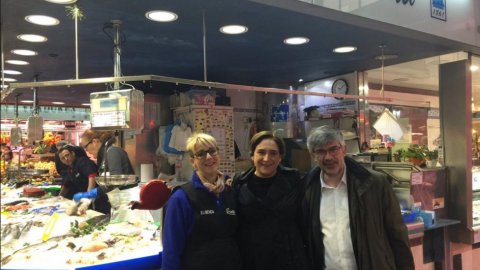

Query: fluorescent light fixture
left=52, top=101, right=65, bottom=105
left=6, top=60, right=29, bottom=65
left=333, top=46, right=357, bottom=53
left=2, top=70, right=22, bottom=75
left=25, top=15, right=60, bottom=26
left=2, top=78, right=17, bottom=82
left=375, top=54, right=398, bottom=60
left=145, top=10, right=178, bottom=22
left=1, top=85, right=8, bottom=89
left=17, top=34, right=48, bottom=42
left=471, top=65, right=479, bottom=72
left=82, top=103, right=91, bottom=106
left=220, top=25, right=248, bottom=35
left=283, top=37, right=309, bottom=45
left=44, top=0, right=77, bottom=4
left=21, top=100, right=34, bottom=103
left=12, top=49, right=38, bottom=56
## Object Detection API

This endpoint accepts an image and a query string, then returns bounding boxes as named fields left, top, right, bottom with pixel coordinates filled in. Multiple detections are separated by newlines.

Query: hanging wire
left=202, top=9, right=207, bottom=82
left=379, top=45, right=386, bottom=98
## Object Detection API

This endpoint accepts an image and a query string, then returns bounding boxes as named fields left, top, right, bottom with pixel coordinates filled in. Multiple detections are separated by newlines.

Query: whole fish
left=1, top=224, right=12, bottom=240
left=1, top=224, right=20, bottom=245
left=19, top=221, right=33, bottom=239
left=1, top=233, right=73, bottom=266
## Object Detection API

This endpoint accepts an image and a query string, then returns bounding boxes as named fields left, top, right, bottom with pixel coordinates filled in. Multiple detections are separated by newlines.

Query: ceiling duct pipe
left=112, top=20, right=122, bottom=90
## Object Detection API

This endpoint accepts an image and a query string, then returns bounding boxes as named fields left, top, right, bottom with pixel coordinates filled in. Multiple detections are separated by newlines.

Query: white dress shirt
left=320, top=168, right=358, bottom=270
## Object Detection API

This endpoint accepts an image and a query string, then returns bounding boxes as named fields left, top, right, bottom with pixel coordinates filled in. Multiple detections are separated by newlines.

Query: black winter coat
left=301, top=157, right=414, bottom=270
left=233, top=166, right=310, bottom=270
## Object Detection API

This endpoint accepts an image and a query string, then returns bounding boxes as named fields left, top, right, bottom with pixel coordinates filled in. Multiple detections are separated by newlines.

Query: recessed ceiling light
left=333, top=46, right=357, bottom=53
left=6, top=60, right=29, bottom=65
left=21, top=100, right=34, bottom=103
left=2, top=70, right=22, bottom=75
left=284, top=37, right=309, bottom=45
left=17, top=34, right=48, bottom=42
left=25, top=15, right=60, bottom=26
left=220, top=25, right=248, bottom=35
left=52, top=101, right=65, bottom=105
left=145, top=10, right=178, bottom=22
left=44, top=0, right=77, bottom=4
left=471, top=65, right=479, bottom=72
left=11, top=49, right=38, bottom=56
left=298, top=78, right=304, bottom=82
left=2, top=78, right=17, bottom=82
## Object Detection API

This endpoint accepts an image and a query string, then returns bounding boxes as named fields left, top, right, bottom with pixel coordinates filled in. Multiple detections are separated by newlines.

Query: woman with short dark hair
left=233, top=131, right=309, bottom=270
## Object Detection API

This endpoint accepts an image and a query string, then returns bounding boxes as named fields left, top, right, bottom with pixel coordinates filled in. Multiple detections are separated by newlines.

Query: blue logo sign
left=431, top=0, right=446, bottom=21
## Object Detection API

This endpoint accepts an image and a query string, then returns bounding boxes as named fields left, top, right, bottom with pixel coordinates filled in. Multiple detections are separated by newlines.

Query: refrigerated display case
left=371, top=162, right=447, bottom=218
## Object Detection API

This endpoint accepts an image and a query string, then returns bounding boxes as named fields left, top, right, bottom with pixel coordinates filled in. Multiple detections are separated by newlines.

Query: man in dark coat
left=301, top=125, right=414, bottom=270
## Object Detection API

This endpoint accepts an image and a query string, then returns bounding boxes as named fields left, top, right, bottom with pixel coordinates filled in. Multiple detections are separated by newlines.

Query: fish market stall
left=0, top=185, right=162, bottom=270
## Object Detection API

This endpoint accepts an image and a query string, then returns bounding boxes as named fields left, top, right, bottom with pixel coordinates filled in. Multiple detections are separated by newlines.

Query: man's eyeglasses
left=192, top=147, right=218, bottom=159
left=82, top=139, right=93, bottom=149
left=312, top=145, right=343, bottom=157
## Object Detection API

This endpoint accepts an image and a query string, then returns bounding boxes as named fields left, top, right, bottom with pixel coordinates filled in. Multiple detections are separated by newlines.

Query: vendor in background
left=71, top=129, right=134, bottom=206
left=80, top=129, right=134, bottom=175
left=232, top=131, right=309, bottom=270
left=57, top=145, right=110, bottom=214
left=1, top=144, right=13, bottom=162
left=162, top=133, right=241, bottom=270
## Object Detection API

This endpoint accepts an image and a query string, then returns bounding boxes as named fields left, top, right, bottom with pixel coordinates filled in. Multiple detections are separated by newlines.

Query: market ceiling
left=0, top=0, right=474, bottom=107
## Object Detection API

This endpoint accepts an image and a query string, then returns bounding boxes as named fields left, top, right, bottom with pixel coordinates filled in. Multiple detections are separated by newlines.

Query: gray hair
left=307, top=125, right=345, bottom=152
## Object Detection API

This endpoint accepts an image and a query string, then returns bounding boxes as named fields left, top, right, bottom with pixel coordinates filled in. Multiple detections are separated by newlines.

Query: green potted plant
left=402, top=144, right=426, bottom=167
left=392, top=148, right=404, bottom=162
left=425, top=149, right=438, bottom=168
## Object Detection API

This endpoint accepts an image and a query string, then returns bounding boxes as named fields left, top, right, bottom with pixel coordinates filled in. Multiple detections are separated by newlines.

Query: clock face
left=332, top=79, right=348, bottom=99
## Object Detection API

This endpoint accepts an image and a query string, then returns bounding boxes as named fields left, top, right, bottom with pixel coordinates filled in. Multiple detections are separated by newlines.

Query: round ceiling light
left=17, top=34, right=48, bottom=42
left=220, top=25, right=248, bottom=35
left=25, top=15, right=60, bottom=26
left=284, top=37, right=309, bottom=45
left=333, top=46, right=357, bottom=53
left=6, top=60, right=30, bottom=65
left=2, top=69, right=22, bottom=75
left=44, top=0, right=77, bottom=4
left=146, top=10, right=178, bottom=22
left=11, top=49, right=38, bottom=56
left=2, top=78, right=17, bottom=82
